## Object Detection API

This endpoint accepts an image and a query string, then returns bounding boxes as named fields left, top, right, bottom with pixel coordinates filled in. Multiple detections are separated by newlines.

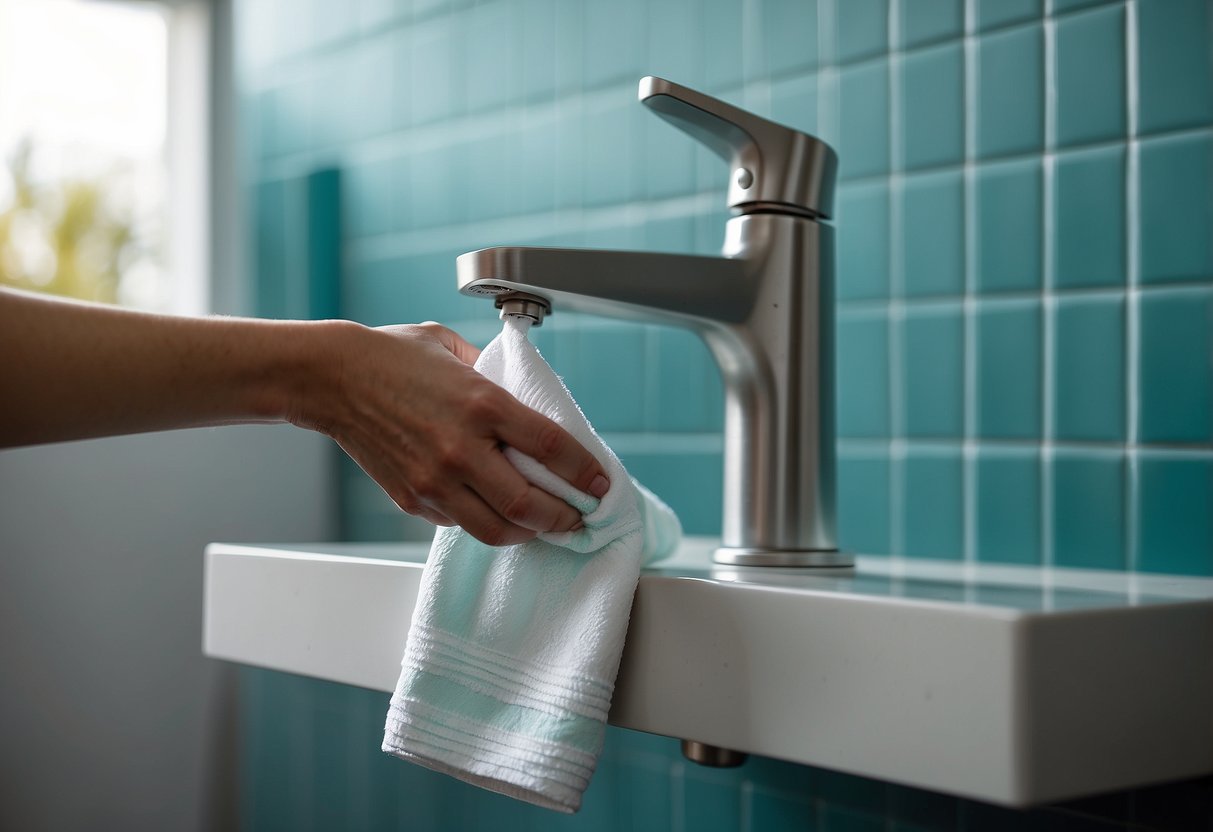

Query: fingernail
left=570, top=520, right=585, bottom=532
left=589, top=474, right=609, bottom=498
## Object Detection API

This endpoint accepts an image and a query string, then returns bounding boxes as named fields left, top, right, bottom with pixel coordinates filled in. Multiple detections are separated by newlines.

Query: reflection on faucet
left=457, top=76, right=849, bottom=569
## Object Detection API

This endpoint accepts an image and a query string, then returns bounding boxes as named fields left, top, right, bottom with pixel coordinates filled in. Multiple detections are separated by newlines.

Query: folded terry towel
left=382, top=316, right=681, bottom=813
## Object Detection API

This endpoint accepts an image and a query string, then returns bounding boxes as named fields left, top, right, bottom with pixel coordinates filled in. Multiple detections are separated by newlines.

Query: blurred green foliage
left=0, top=139, right=141, bottom=304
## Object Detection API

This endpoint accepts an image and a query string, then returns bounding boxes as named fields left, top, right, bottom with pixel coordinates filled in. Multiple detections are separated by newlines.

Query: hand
left=293, top=321, right=610, bottom=546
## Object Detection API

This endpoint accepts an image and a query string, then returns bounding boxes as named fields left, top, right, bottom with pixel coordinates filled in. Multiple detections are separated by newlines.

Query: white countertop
left=203, top=538, right=1213, bottom=806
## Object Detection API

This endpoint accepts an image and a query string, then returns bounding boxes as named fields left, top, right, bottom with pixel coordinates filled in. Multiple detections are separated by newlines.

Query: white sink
left=203, top=538, right=1213, bottom=806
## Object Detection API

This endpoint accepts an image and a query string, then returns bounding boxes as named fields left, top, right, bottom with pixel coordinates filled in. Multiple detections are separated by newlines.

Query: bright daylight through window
left=0, top=0, right=168, bottom=309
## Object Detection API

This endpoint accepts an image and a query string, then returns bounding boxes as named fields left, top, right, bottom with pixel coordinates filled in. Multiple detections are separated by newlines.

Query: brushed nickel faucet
left=457, top=76, right=848, bottom=569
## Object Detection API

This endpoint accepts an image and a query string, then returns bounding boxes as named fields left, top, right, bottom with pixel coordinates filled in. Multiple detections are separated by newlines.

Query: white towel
left=382, top=316, right=681, bottom=813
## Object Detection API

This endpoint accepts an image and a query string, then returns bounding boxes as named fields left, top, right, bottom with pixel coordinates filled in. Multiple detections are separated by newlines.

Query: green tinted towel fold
left=382, top=316, right=681, bottom=813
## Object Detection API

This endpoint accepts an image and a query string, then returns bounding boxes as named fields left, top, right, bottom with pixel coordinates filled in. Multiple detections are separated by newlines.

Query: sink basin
left=203, top=538, right=1213, bottom=806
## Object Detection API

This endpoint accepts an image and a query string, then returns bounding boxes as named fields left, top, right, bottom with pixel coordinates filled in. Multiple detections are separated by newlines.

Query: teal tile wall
left=243, top=667, right=1213, bottom=832
left=235, top=0, right=1213, bottom=829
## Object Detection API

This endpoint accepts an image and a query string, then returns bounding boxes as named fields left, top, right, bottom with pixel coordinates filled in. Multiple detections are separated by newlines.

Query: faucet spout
left=457, top=247, right=752, bottom=327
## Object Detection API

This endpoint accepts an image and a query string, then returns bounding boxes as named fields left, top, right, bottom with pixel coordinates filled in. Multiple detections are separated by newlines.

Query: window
left=0, top=0, right=210, bottom=313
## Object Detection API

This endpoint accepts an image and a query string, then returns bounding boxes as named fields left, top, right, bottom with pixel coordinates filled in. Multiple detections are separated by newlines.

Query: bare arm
left=0, top=288, right=609, bottom=544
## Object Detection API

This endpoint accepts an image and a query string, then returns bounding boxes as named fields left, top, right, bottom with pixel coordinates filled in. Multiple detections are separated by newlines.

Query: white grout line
left=1124, top=0, right=1142, bottom=572
left=1041, top=9, right=1058, bottom=569
left=889, top=0, right=906, bottom=562
left=962, top=0, right=979, bottom=567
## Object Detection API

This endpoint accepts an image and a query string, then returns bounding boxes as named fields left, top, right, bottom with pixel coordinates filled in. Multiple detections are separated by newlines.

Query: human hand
left=292, top=320, right=609, bottom=546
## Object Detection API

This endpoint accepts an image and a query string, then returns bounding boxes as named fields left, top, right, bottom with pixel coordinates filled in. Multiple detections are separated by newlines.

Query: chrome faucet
left=457, top=76, right=848, bottom=568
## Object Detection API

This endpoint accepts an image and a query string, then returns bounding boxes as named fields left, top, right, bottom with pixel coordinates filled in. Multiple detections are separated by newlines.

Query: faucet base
left=713, top=547, right=854, bottom=568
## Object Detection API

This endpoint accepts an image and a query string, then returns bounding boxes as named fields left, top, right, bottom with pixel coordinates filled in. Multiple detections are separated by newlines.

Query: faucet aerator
left=496, top=292, right=550, bottom=327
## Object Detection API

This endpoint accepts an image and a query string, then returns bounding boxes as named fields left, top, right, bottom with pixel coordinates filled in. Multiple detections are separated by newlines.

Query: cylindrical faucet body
left=705, top=214, right=844, bottom=566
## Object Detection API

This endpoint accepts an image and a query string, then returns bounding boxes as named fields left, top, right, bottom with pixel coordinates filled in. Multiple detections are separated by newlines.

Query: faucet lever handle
left=639, top=76, right=837, bottom=220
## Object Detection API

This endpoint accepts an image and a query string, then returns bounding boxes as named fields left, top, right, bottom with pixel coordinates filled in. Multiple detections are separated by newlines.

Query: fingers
left=416, top=321, right=482, bottom=366
left=440, top=485, right=539, bottom=547
left=471, top=449, right=584, bottom=534
left=495, top=404, right=610, bottom=499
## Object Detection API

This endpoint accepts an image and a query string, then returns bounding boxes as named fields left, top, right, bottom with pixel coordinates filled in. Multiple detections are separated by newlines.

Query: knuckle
left=409, top=472, right=442, bottom=502
left=498, top=489, right=535, bottom=525
left=416, top=321, right=448, bottom=340
left=392, top=491, right=423, bottom=516
left=574, top=454, right=600, bottom=490
left=433, top=437, right=467, bottom=472
left=533, top=421, right=566, bottom=461
left=476, top=521, right=513, bottom=548
left=466, top=386, right=505, bottom=422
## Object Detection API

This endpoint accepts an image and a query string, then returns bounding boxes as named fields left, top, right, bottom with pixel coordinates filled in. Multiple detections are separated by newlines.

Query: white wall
left=0, top=425, right=335, bottom=832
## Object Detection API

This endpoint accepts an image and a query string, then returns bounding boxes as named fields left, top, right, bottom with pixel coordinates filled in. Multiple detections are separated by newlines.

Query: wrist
left=252, top=317, right=364, bottom=434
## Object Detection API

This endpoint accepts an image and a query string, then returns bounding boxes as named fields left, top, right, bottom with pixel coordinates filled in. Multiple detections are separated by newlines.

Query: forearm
left=0, top=288, right=611, bottom=543
left=0, top=288, right=342, bottom=447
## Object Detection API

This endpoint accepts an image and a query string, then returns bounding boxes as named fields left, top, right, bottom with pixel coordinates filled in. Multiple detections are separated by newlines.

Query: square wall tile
left=254, top=178, right=288, bottom=318
left=582, top=99, right=639, bottom=206
left=1053, top=145, right=1126, bottom=289
left=620, top=751, right=673, bottom=830
left=901, top=42, right=964, bottom=171
left=521, top=0, right=559, bottom=102
left=837, top=182, right=891, bottom=300
left=409, top=18, right=462, bottom=125
left=771, top=73, right=820, bottom=137
left=643, top=113, right=698, bottom=200
left=977, top=24, right=1044, bottom=159
left=1138, top=133, right=1213, bottom=285
left=582, top=0, right=645, bottom=87
left=758, top=0, right=818, bottom=77
left=702, top=0, right=745, bottom=90
left=465, top=0, right=522, bottom=113
left=517, top=120, right=559, bottom=215
left=464, top=131, right=521, bottom=222
left=839, top=60, right=891, bottom=180
left=651, top=327, right=724, bottom=432
left=821, top=804, right=886, bottom=831
left=976, top=0, right=1040, bottom=31
left=976, top=448, right=1041, bottom=565
left=647, top=0, right=699, bottom=84
left=1137, top=455, right=1213, bottom=575
left=554, top=107, right=585, bottom=209
left=552, top=1, right=584, bottom=95
left=838, top=450, right=893, bottom=554
left=1052, top=450, right=1126, bottom=570
left=977, top=159, right=1043, bottom=293
left=902, top=170, right=965, bottom=297
left=899, top=0, right=963, bottom=49
left=1138, top=288, right=1213, bottom=444
left=309, top=57, right=348, bottom=150
left=903, top=447, right=964, bottom=559
left=274, top=79, right=313, bottom=157
left=1053, top=296, right=1126, bottom=442
left=345, top=39, right=398, bottom=140
left=977, top=300, right=1043, bottom=439
left=747, top=790, right=816, bottom=830
left=568, top=324, right=648, bottom=432
left=345, top=156, right=404, bottom=238
left=1054, top=4, right=1126, bottom=148
left=902, top=305, right=965, bottom=437
left=407, top=143, right=465, bottom=229
left=836, top=0, right=889, bottom=64
left=837, top=311, right=892, bottom=438
left=683, top=767, right=743, bottom=830
left=1137, top=0, right=1213, bottom=134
